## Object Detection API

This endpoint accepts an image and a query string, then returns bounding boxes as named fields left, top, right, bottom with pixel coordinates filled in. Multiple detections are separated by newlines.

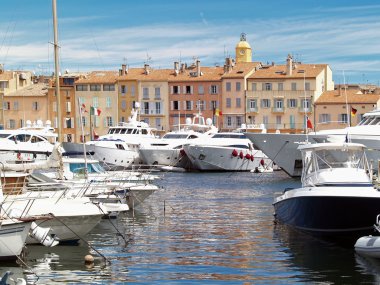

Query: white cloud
left=1, top=6, right=380, bottom=83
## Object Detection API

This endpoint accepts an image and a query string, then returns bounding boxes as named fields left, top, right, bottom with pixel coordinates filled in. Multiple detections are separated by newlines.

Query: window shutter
left=170, top=101, right=173, bottom=110
left=183, top=101, right=187, bottom=110
left=182, top=86, right=186, bottom=94
left=191, top=86, right=194, bottom=94
left=170, top=86, right=173, bottom=94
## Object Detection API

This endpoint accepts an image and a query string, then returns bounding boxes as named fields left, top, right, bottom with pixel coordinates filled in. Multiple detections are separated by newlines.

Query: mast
left=52, top=0, right=62, bottom=143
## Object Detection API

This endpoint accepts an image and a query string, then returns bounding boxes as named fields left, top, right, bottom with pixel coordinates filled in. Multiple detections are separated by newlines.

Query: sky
left=0, top=0, right=380, bottom=84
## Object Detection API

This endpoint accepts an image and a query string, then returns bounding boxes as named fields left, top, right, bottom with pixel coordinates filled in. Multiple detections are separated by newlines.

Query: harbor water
left=3, top=171, right=380, bottom=284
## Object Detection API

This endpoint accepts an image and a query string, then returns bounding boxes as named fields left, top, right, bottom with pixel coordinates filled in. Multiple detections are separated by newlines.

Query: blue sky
left=1, top=0, right=380, bottom=84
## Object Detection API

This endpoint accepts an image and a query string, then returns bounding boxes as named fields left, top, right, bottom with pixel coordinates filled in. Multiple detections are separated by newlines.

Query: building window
left=3, top=102, right=10, bottom=110
left=263, top=115, right=269, bottom=127
left=105, top=116, right=113, bottom=127
left=90, top=84, right=101, bottom=91
left=249, top=99, right=257, bottom=110
left=9, top=119, right=16, bottom=129
left=198, top=85, right=204, bottom=95
left=275, top=99, right=283, bottom=109
left=103, top=84, right=115, bottom=91
left=226, top=98, right=231, bottom=108
left=32, top=102, right=39, bottom=111
left=93, top=97, right=98, bottom=108
left=106, top=97, right=111, bottom=108
left=121, top=100, right=126, bottom=110
left=261, top=99, right=270, bottom=108
left=301, top=99, right=311, bottom=109
left=236, top=116, right=242, bottom=127
left=185, top=101, right=192, bottom=111
left=290, top=115, right=295, bottom=129
left=63, top=78, right=74, bottom=85
left=236, top=82, right=241, bottom=91
left=251, top=83, right=257, bottom=91
left=210, top=100, right=218, bottom=110
left=226, top=82, right=231, bottom=92
left=143, top=102, right=149, bottom=114
left=210, top=85, right=218, bottom=94
left=291, top=82, right=297, bottom=91
left=121, top=85, right=126, bottom=94
left=173, top=101, right=180, bottom=110
left=143, top=87, right=149, bottom=99
left=185, top=85, right=192, bottom=94
left=76, top=85, right=88, bottom=91
left=339, top=113, right=348, bottom=124
left=288, top=99, right=297, bottom=108
left=155, top=87, right=161, bottom=98
left=173, top=86, right=180, bottom=94
left=155, top=118, right=161, bottom=129
left=156, top=102, right=161, bottom=114
left=13, top=101, right=19, bottom=110
left=278, top=83, right=284, bottom=91
left=236, top=98, right=241, bottom=108
left=227, top=116, right=232, bottom=126
left=305, top=82, right=310, bottom=91
left=263, top=83, right=272, bottom=91
left=82, top=116, right=87, bottom=126
left=319, top=113, right=331, bottom=124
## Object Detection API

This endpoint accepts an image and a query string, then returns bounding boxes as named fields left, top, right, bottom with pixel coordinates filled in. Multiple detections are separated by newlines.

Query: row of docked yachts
left=0, top=123, right=160, bottom=260
left=84, top=108, right=273, bottom=172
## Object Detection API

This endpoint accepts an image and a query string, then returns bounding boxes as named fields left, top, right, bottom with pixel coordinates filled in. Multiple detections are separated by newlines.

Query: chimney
left=121, top=64, right=126, bottom=76
left=180, top=63, right=185, bottom=73
left=174, top=61, right=179, bottom=72
left=228, top=57, right=233, bottom=72
left=144, top=64, right=150, bottom=75
left=286, top=54, right=293, bottom=76
left=196, top=60, right=201, bottom=76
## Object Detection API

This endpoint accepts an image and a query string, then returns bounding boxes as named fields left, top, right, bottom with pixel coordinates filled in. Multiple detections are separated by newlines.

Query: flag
left=80, top=103, right=87, bottom=114
left=307, top=117, right=313, bottom=129
left=351, top=107, right=357, bottom=117
left=91, top=106, right=101, bottom=116
left=214, top=108, right=222, bottom=117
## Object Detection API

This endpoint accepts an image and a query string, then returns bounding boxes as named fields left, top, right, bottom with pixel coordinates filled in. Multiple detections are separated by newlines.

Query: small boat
left=355, top=215, right=380, bottom=258
left=273, top=142, right=380, bottom=238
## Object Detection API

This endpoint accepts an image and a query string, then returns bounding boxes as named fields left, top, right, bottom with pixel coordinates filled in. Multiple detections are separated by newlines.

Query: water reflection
left=273, top=222, right=377, bottom=284
left=2, top=171, right=380, bottom=283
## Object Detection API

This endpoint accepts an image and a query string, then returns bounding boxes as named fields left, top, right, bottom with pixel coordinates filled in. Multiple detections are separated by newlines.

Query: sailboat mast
left=52, top=0, right=62, bottom=143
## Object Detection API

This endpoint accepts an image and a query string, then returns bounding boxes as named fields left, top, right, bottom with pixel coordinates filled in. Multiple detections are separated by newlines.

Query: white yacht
left=139, top=114, right=218, bottom=168
left=183, top=132, right=272, bottom=171
left=273, top=142, right=380, bottom=237
left=0, top=120, right=57, bottom=163
left=86, top=106, right=156, bottom=169
left=245, top=109, right=380, bottom=177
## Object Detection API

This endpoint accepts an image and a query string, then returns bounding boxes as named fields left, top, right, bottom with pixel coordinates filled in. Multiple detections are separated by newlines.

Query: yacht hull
left=184, top=145, right=271, bottom=171
left=0, top=221, right=31, bottom=259
left=274, top=187, right=380, bottom=237
left=244, top=133, right=326, bottom=177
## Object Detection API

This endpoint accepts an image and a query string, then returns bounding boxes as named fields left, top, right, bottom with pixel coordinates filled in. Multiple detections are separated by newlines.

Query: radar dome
left=134, top=102, right=140, bottom=108
left=185, top=118, right=192, bottom=124
left=206, top=118, right=213, bottom=126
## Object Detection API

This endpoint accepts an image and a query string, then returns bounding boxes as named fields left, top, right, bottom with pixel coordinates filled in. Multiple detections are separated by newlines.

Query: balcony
left=246, top=90, right=314, bottom=98
left=271, top=107, right=285, bottom=113
left=247, top=107, right=259, bottom=113
left=140, top=109, right=164, bottom=115
left=298, top=107, right=313, bottom=114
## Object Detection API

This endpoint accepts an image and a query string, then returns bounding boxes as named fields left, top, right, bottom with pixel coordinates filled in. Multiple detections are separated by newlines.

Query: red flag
left=307, top=117, right=313, bottom=129
left=80, top=103, right=88, bottom=113
left=351, top=107, right=357, bottom=116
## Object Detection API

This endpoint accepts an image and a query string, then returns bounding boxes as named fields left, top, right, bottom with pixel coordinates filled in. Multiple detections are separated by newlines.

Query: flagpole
left=78, top=98, right=88, bottom=180
left=90, top=106, right=93, bottom=141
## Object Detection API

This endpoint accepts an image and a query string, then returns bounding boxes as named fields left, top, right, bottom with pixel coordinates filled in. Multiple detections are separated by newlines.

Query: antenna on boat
left=78, top=98, right=89, bottom=180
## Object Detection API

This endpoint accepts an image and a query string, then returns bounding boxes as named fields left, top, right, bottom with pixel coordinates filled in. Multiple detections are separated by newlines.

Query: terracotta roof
left=118, top=68, right=173, bottom=81
left=249, top=63, right=328, bottom=79
left=168, top=66, right=224, bottom=82
left=75, top=71, right=118, bottom=84
left=222, top=62, right=261, bottom=79
left=5, top=83, right=48, bottom=97
left=315, top=89, right=380, bottom=104
left=0, top=71, right=15, bottom=81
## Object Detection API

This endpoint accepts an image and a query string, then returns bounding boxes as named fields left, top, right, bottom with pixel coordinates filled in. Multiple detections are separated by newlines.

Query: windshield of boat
left=162, top=134, right=190, bottom=139
left=303, top=148, right=367, bottom=173
left=211, top=133, right=246, bottom=139
left=69, top=162, right=105, bottom=174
